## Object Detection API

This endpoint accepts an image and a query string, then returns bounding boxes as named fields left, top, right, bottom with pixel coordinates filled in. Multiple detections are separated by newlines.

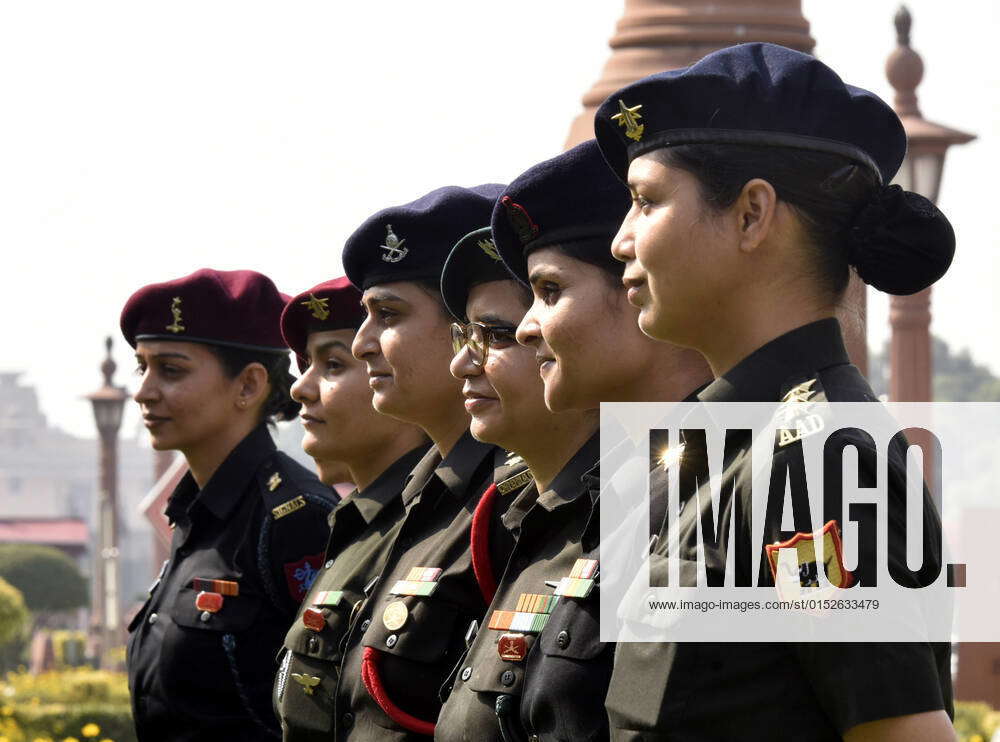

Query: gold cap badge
left=165, top=297, right=186, bottom=334
left=611, top=99, right=644, bottom=142
left=301, top=293, right=330, bottom=321
left=478, top=238, right=501, bottom=262
left=380, top=224, right=409, bottom=263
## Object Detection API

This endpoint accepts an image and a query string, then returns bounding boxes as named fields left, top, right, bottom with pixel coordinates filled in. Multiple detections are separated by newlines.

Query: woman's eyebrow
left=471, top=312, right=514, bottom=325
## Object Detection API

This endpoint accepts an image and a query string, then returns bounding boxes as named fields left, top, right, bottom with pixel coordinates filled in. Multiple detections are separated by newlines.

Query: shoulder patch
left=283, top=552, right=324, bottom=602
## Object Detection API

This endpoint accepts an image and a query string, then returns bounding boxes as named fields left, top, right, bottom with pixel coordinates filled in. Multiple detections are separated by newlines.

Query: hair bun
left=846, top=184, right=955, bottom=295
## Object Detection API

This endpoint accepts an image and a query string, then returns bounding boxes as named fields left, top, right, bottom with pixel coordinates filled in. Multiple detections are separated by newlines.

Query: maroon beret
left=120, top=268, right=290, bottom=353
left=280, top=277, right=364, bottom=371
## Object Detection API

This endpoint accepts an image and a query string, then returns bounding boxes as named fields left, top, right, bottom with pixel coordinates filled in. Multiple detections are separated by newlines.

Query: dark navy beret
left=594, top=42, right=906, bottom=186
left=491, top=139, right=631, bottom=284
left=440, top=227, right=520, bottom=322
left=121, top=268, right=289, bottom=353
left=343, top=184, right=505, bottom=291
left=280, top=276, right=363, bottom=371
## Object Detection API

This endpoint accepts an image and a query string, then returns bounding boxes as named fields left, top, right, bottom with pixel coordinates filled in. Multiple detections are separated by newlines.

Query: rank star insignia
left=380, top=224, right=409, bottom=263
left=611, top=99, right=645, bottom=142
left=301, top=293, right=330, bottom=321
left=478, top=238, right=502, bottom=261
left=165, top=296, right=186, bottom=333
left=291, top=673, right=321, bottom=695
left=267, top=472, right=282, bottom=491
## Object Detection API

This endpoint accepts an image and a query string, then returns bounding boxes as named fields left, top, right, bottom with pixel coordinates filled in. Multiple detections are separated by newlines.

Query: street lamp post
left=885, top=5, right=974, bottom=405
left=85, top=336, right=129, bottom=668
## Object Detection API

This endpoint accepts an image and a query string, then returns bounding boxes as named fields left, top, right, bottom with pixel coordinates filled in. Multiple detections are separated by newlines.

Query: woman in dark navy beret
left=434, top=223, right=600, bottom=742
left=597, top=43, right=955, bottom=741
left=434, top=140, right=709, bottom=742
left=329, top=185, right=531, bottom=740
left=121, top=267, right=338, bottom=742
left=273, top=276, right=431, bottom=740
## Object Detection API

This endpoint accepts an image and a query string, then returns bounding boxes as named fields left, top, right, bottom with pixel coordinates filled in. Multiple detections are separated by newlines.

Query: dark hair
left=207, top=345, right=299, bottom=423
left=654, top=145, right=878, bottom=298
left=412, top=278, right=455, bottom=319
left=652, top=144, right=954, bottom=298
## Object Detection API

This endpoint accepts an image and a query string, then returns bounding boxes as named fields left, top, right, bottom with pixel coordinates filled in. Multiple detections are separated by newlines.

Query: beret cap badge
left=478, top=238, right=502, bottom=262
left=380, top=224, right=409, bottom=263
left=501, top=196, right=540, bottom=246
left=165, top=296, right=186, bottom=334
left=611, top=99, right=644, bottom=142
left=301, top=293, right=331, bottom=321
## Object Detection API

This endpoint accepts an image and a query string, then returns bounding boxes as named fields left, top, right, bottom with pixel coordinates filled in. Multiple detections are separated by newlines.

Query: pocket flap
left=537, top=593, right=605, bottom=661
left=171, top=586, right=262, bottom=632
left=362, top=596, right=461, bottom=664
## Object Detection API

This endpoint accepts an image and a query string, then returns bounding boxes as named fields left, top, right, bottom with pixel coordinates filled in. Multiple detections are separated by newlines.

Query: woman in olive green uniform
left=596, top=43, right=955, bottom=741
left=328, top=185, right=529, bottom=740
left=434, top=140, right=711, bottom=742
left=273, top=275, right=430, bottom=740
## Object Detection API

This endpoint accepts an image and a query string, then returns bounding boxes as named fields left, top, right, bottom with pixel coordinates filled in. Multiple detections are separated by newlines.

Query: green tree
left=867, top=336, right=1000, bottom=401
left=0, top=575, right=28, bottom=645
left=0, top=544, right=88, bottom=614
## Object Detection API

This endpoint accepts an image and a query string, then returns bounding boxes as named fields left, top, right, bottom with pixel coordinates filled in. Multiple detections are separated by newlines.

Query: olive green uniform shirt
left=275, top=443, right=430, bottom=740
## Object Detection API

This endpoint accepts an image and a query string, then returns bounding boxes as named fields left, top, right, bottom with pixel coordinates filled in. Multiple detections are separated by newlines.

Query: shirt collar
left=502, top=433, right=601, bottom=530
left=346, top=443, right=432, bottom=525
left=430, top=429, right=496, bottom=502
left=697, top=318, right=849, bottom=403
left=165, top=424, right=276, bottom=522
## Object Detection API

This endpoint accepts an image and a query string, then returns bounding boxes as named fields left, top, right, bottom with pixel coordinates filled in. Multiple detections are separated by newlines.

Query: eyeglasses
left=450, top=322, right=518, bottom=367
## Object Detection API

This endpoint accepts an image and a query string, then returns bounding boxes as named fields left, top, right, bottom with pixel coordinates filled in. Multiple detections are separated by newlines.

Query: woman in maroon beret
left=274, top=276, right=431, bottom=740
left=121, top=267, right=339, bottom=742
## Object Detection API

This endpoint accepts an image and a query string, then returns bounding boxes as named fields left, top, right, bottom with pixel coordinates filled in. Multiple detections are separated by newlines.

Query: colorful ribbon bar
left=192, top=578, right=239, bottom=596
left=389, top=580, right=438, bottom=597
left=569, top=559, right=599, bottom=579
left=554, top=577, right=595, bottom=598
left=515, top=593, right=559, bottom=614
left=488, top=610, right=550, bottom=633
left=313, top=590, right=344, bottom=607
left=404, top=567, right=442, bottom=583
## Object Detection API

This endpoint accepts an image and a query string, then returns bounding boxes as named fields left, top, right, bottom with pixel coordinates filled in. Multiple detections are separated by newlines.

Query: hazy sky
left=0, top=0, right=995, bottom=440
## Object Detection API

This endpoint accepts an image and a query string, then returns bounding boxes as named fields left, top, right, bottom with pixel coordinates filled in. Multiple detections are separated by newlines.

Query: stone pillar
left=565, top=0, right=815, bottom=148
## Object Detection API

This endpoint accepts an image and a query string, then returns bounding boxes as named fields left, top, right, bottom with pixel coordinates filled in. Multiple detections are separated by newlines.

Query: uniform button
left=360, top=619, right=370, bottom=632
left=529, top=736, right=540, bottom=742
left=341, top=712, right=354, bottom=729
left=460, top=666, right=472, bottom=681
left=308, top=637, right=320, bottom=653
left=500, top=670, right=515, bottom=686
left=556, top=630, right=570, bottom=649
left=178, top=547, right=191, bottom=558
left=199, top=611, right=211, bottom=623
left=386, top=634, right=398, bottom=648
left=325, top=559, right=334, bottom=569
left=147, top=612, right=158, bottom=625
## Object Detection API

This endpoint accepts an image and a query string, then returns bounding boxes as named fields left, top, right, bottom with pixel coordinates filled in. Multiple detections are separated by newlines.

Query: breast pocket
left=361, top=596, right=464, bottom=728
left=537, top=592, right=606, bottom=661
left=158, top=586, right=264, bottom=712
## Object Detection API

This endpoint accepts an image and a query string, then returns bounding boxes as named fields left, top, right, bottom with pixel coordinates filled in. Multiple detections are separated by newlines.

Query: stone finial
left=101, top=336, right=117, bottom=387
left=894, top=5, right=911, bottom=47
left=885, top=4, right=923, bottom=117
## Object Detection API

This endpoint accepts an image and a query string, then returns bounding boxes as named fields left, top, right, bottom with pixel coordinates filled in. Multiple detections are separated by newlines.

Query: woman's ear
left=735, top=178, right=779, bottom=254
left=236, top=362, right=269, bottom=411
